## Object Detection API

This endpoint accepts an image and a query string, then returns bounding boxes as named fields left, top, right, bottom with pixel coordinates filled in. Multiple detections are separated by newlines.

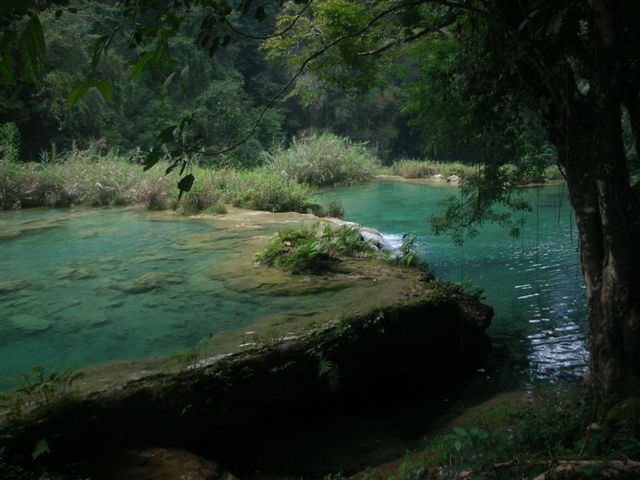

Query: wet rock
left=93, top=447, right=237, bottom=480
left=0, top=280, right=27, bottom=295
left=121, top=272, right=183, bottom=294
left=433, top=174, right=445, bottom=180
left=86, top=312, right=110, bottom=328
left=54, top=267, right=95, bottom=280
left=447, top=174, right=461, bottom=183
left=10, top=313, right=51, bottom=333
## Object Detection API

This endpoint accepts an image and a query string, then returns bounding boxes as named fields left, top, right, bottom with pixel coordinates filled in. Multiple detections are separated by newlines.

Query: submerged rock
left=0, top=280, right=27, bottom=295
left=121, top=272, right=183, bottom=294
left=447, top=174, right=461, bottom=183
left=54, top=267, right=95, bottom=280
left=10, top=313, right=51, bottom=333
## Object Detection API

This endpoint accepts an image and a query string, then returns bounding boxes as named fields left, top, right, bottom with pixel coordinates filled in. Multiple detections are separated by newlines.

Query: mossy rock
left=605, top=396, right=640, bottom=428
left=121, top=272, right=183, bottom=294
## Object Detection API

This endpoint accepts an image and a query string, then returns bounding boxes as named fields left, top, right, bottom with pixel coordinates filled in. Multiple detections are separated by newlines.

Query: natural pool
left=0, top=207, right=418, bottom=390
left=320, top=180, right=588, bottom=385
left=0, top=180, right=587, bottom=391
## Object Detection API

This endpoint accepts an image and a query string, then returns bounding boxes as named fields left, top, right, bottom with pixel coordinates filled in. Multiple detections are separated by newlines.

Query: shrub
left=0, top=149, right=174, bottom=210
left=0, top=123, right=20, bottom=162
left=544, top=164, right=564, bottom=181
left=256, top=223, right=373, bottom=274
left=178, top=178, right=226, bottom=215
left=323, top=198, right=345, bottom=218
left=266, top=132, right=379, bottom=186
left=0, top=147, right=314, bottom=214
left=222, top=167, right=311, bottom=212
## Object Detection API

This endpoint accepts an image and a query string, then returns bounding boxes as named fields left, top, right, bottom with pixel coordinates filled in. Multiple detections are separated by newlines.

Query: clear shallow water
left=0, top=183, right=587, bottom=391
left=320, top=180, right=588, bottom=384
left=0, top=208, right=363, bottom=389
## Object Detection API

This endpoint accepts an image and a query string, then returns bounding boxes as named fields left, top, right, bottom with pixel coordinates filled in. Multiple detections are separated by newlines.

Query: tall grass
left=391, top=159, right=475, bottom=179
left=0, top=152, right=174, bottom=210
left=266, top=132, right=379, bottom=186
left=0, top=148, right=313, bottom=213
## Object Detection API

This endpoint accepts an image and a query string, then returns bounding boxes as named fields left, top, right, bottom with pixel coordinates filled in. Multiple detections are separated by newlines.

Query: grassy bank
left=386, top=159, right=563, bottom=184
left=0, top=133, right=379, bottom=214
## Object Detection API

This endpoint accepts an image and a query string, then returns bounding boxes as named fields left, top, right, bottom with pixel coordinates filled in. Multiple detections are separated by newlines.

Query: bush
left=256, top=223, right=373, bottom=274
left=0, top=148, right=174, bottom=210
left=0, top=147, right=316, bottom=214
left=266, top=132, right=379, bottom=186
left=323, top=199, right=345, bottom=218
left=221, top=167, right=311, bottom=212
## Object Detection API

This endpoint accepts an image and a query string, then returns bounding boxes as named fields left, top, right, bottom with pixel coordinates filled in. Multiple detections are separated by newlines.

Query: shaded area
left=1, top=285, right=492, bottom=478
left=320, top=181, right=588, bottom=386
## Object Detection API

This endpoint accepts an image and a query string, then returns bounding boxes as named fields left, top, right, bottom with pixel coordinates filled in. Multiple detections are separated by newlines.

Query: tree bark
left=544, top=1, right=640, bottom=418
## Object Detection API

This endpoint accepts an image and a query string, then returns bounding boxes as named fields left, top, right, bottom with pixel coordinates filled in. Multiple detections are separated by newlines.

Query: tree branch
left=204, top=0, right=435, bottom=157
left=356, top=24, right=450, bottom=57
left=204, top=0, right=490, bottom=157
left=223, top=1, right=313, bottom=41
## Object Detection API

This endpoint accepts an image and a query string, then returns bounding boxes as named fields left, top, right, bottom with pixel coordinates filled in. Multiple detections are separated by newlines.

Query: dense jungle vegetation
left=1, top=0, right=640, bottom=479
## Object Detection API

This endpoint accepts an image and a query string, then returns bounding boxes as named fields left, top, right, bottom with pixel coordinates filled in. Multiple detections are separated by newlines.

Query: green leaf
left=91, top=30, right=119, bottom=71
left=143, top=149, right=162, bottom=171
left=67, top=79, right=95, bottom=109
left=161, top=71, right=177, bottom=98
left=131, top=51, right=154, bottom=77
left=32, top=439, right=49, bottom=461
left=255, top=6, right=266, bottom=22
left=177, top=173, right=195, bottom=199
left=18, top=15, right=46, bottom=82
left=159, top=126, right=175, bottom=143
left=95, top=79, right=113, bottom=102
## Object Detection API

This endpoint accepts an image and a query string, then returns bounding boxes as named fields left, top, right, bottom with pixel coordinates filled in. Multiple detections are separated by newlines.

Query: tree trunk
left=564, top=107, right=640, bottom=419
left=546, top=5, right=640, bottom=415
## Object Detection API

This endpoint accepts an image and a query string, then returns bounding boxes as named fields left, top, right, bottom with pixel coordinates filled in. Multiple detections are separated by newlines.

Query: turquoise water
left=0, top=182, right=587, bottom=390
left=320, top=181, right=588, bottom=384
left=0, top=208, right=360, bottom=389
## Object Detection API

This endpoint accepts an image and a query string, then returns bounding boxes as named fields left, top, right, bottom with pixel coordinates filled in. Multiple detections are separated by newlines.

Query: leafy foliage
left=266, top=132, right=379, bottom=186
left=256, top=223, right=373, bottom=274
left=16, top=366, right=81, bottom=410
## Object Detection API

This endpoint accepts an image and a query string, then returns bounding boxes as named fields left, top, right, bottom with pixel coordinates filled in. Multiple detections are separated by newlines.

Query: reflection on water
left=320, top=180, right=588, bottom=385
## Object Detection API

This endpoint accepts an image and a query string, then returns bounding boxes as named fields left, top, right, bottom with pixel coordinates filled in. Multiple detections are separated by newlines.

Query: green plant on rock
left=323, top=198, right=345, bottom=218
left=256, top=223, right=373, bottom=274
left=15, top=366, right=82, bottom=411
left=390, top=233, right=429, bottom=271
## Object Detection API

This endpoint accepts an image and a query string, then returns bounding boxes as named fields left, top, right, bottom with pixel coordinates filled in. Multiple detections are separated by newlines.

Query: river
left=319, top=179, right=588, bottom=386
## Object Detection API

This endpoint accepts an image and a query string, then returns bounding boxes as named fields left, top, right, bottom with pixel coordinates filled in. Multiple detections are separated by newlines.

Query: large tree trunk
left=563, top=105, right=640, bottom=419
left=546, top=3, right=640, bottom=416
